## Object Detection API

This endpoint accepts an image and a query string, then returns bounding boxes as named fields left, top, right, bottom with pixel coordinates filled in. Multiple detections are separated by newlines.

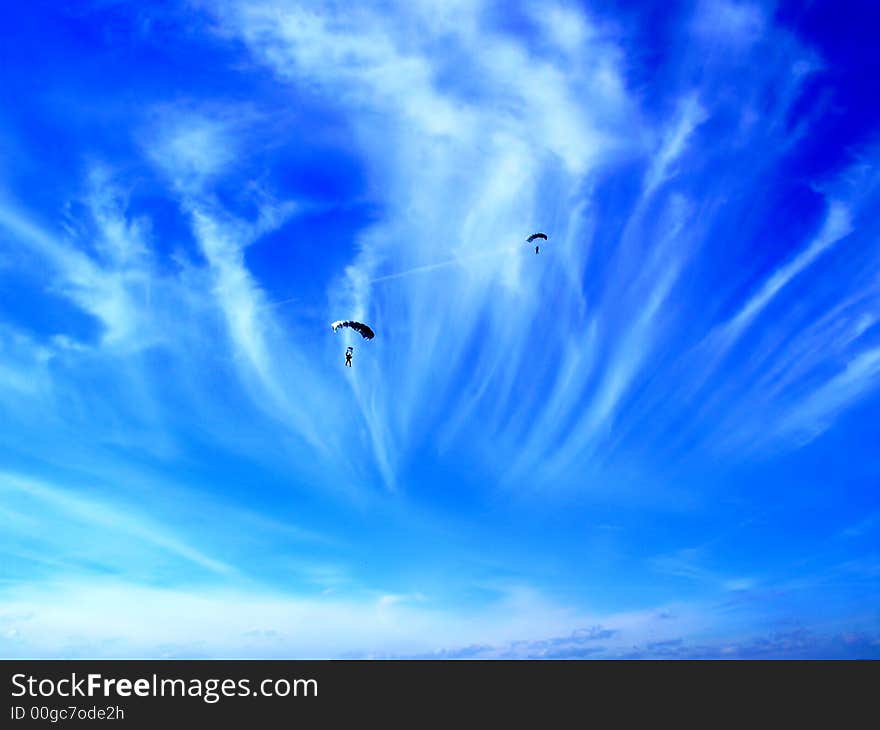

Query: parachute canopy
left=526, top=232, right=548, bottom=243
left=330, top=320, right=375, bottom=340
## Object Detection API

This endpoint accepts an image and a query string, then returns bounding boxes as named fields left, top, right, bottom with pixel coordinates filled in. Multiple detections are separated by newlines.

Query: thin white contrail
left=266, top=242, right=529, bottom=309
left=265, top=295, right=299, bottom=309
left=369, top=244, right=522, bottom=284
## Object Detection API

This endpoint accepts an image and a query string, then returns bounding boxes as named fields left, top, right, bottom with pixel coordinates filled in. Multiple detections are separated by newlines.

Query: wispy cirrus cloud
left=1, top=471, right=233, bottom=576
left=190, top=0, right=880, bottom=489
left=0, top=0, right=878, bottom=658
left=3, top=0, right=870, bottom=492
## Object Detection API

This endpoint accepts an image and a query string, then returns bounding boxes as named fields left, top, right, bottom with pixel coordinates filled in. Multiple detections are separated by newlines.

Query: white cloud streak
left=1, top=471, right=233, bottom=575
left=1, top=0, right=877, bottom=497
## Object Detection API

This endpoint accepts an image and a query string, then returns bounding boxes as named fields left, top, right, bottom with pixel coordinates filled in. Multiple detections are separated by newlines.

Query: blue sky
left=0, top=0, right=878, bottom=658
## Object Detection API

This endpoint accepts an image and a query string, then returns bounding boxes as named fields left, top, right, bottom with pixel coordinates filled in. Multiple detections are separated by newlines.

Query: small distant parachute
left=527, top=232, right=548, bottom=254
left=330, top=320, right=375, bottom=340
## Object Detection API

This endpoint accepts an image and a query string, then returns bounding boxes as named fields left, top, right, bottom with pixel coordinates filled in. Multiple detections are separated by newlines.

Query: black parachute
left=527, top=232, right=548, bottom=254
left=330, top=320, right=375, bottom=340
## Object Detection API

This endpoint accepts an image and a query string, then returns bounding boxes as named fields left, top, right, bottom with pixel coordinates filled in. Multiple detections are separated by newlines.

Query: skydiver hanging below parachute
left=331, top=320, right=375, bottom=367
left=527, top=232, right=548, bottom=254
left=325, top=231, right=545, bottom=369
